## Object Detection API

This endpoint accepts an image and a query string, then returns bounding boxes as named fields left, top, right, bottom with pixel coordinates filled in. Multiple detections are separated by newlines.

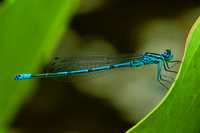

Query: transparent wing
left=46, top=54, right=142, bottom=82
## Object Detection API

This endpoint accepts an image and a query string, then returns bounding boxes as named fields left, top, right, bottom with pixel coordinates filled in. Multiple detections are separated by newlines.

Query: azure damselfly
left=14, top=50, right=180, bottom=89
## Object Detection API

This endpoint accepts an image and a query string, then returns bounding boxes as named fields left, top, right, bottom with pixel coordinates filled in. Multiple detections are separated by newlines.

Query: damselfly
left=14, top=50, right=180, bottom=89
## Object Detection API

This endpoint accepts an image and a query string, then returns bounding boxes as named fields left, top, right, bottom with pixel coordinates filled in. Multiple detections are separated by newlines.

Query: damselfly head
left=164, top=50, right=174, bottom=61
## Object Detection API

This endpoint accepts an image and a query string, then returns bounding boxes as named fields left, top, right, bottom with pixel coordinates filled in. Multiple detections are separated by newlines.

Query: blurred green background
left=0, top=0, right=200, bottom=132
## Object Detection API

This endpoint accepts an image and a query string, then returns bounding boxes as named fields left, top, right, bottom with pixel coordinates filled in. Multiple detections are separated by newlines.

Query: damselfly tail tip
left=14, top=75, right=21, bottom=80
left=14, top=74, right=32, bottom=80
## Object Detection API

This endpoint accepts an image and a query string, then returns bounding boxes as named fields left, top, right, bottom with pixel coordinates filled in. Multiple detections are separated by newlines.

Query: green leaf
left=0, top=0, right=80, bottom=131
left=126, top=17, right=200, bottom=133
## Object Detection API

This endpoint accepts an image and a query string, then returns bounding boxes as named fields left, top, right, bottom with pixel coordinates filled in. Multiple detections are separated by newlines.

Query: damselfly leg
left=165, top=60, right=181, bottom=70
left=157, top=60, right=181, bottom=89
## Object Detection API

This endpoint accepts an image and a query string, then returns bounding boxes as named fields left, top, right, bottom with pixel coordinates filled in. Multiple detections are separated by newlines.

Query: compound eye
left=166, top=50, right=171, bottom=55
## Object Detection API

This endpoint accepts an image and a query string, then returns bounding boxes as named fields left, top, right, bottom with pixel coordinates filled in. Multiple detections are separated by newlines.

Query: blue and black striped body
left=14, top=50, right=178, bottom=89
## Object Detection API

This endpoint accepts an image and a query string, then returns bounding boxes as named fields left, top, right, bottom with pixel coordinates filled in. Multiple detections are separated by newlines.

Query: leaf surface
left=0, top=0, right=80, bottom=130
